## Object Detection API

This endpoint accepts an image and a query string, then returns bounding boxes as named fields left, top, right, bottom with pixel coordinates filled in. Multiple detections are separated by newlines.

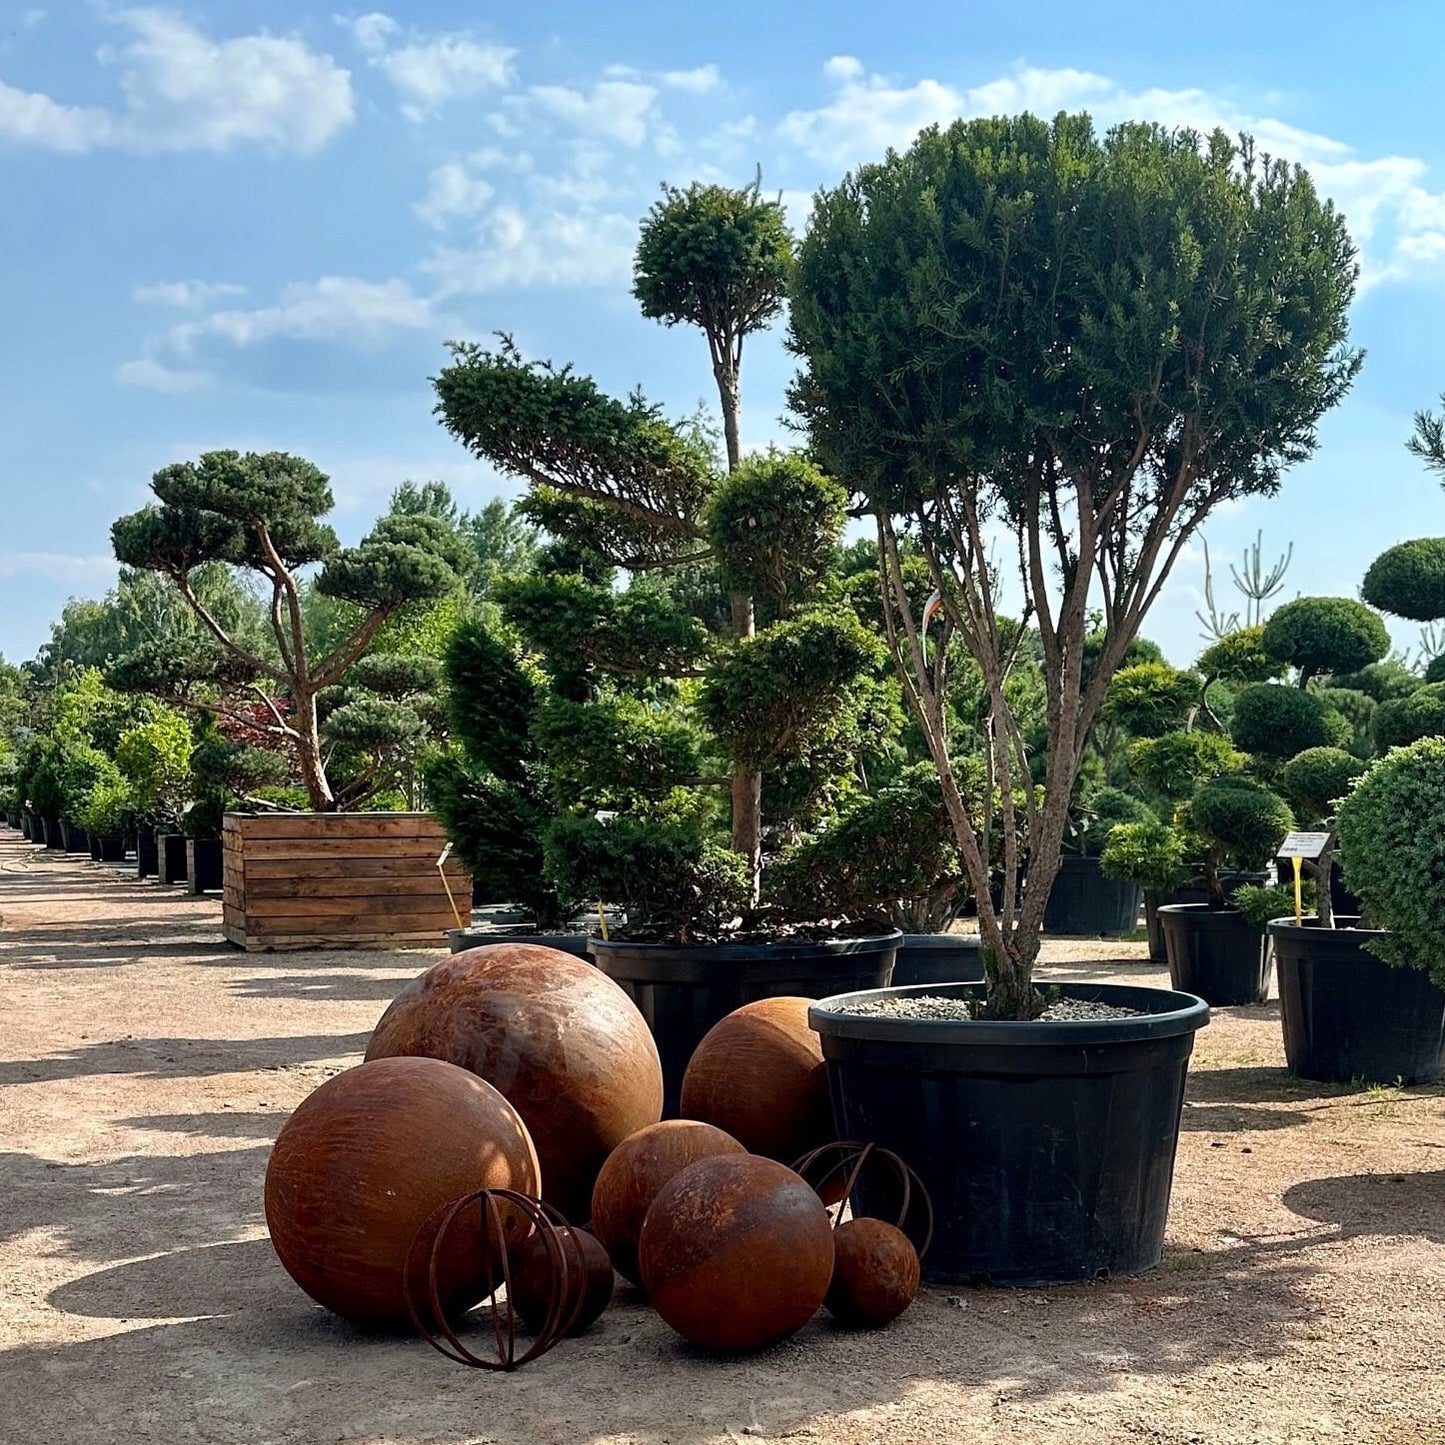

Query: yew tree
left=111, top=450, right=468, bottom=811
left=790, top=114, right=1359, bottom=1017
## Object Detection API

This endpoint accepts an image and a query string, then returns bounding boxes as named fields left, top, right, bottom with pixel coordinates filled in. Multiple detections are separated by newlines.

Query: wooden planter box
left=222, top=812, right=472, bottom=952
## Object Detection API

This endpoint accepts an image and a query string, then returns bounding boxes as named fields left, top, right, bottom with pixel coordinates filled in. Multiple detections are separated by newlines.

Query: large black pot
left=1268, top=917, right=1445, bottom=1086
left=61, top=818, right=87, bottom=854
left=1043, top=856, right=1141, bottom=936
left=590, top=932, right=901, bottom=1117
left=1158, top=903, right=1270, bottom=1005
left=156, top=833, right=188, bottom=884
left=447, top=926, right=594, bottom=960
left=97, top=835, right=127, bottom=863
left=135, top=830, right=159, bottom=879
left=41, top=817, right=63, bottom=849
left=1145, top=874, right=1269, bottom=962
left=20, top=811, right=34, bottom=840
left=186, top=837, right=223, bottom=895
left=87, top=832, right=102, bottom=861
left=890, top=933, right=986, bottom=987
left=810, top=980, right=1209, bottom=1285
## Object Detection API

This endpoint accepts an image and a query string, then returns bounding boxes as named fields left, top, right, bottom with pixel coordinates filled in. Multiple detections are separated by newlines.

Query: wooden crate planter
left=221, top=813, right=471, bottom=951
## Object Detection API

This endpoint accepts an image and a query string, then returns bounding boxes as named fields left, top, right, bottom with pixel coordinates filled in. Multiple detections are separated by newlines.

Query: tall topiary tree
left=790, top=114, right=1359, bottom=1017
left=110, top=451, right=468, bottom=811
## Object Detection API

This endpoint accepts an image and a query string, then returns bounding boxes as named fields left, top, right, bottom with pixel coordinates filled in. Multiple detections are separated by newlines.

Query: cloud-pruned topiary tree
left=110, top=450, right=468, bottom=812
left=789, top=114, right=1358, bottom=1016
left=1260, top=596, right=1389, bottom=684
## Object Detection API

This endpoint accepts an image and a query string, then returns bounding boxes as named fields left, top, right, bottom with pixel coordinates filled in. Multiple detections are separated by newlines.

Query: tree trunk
left=715, top=362, right=741, bottom=472
left=292, top=692, right=336, bottom=812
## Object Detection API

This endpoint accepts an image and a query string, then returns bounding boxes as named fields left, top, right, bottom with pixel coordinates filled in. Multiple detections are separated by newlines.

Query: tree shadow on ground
left=227, top=972, right=417, bottom=1003
left=1284, top=1169, right=1445, bottom=1243
left=0, top=1030, right=370, bottom=1086
left=118, top=1111, right=285, bottom=1140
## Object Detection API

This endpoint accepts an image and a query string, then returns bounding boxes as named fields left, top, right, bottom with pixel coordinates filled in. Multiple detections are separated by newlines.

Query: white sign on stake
left=1276, top=831, right=1334, bottom=861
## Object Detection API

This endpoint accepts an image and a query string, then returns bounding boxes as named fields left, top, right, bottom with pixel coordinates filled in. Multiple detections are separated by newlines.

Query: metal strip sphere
left=792, top=1140, right=935, bottom=1259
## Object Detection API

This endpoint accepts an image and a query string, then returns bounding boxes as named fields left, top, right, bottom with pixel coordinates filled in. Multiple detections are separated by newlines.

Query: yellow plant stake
left=1292, top=855, right=1304, bottom=928
left=597, top=901, right=610, bottom=941
left=436, top=843, right=465, bottom=931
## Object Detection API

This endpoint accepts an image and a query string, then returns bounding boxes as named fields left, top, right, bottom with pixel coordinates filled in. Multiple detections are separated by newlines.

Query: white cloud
left=132, top=278, right=246, bottom=307
left=340, top=12, right=515, bottom=120
left=662, top=64, right=722, bottom=94
left=0, top=552, right=118, bottom=583
left=117, top=356, right=207, bottom=392
left=421, top=206, right=637, bottom=294
left=182, top=276, right=433, bottom=348
left=413, top=161, right=494, bottom=228
left=527, top=79, right=659, bottom=147
left=0, top=8, right=353, bottom=154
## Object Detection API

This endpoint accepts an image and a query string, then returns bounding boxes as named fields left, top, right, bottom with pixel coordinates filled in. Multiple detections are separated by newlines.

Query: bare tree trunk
left=291, top=690, right=336, bottom=812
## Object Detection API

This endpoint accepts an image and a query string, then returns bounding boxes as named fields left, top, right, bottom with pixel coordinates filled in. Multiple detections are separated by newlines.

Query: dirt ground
left=1, top=833, right=1442, bottom=1445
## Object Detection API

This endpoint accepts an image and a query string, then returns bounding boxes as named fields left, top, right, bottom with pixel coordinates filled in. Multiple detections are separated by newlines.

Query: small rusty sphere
left=680, top=997, right=833, bottom=1164
left=508, top=1226, right=615, bottom=1336
left=590, top=1120, right=747, bottom=1285
left=265, top=1057, right=540, bottom=1322
left=366, top=945, right=663, bottom=1222
left=824, top=1217, right=920, bottom=1328
left=639, top=1153, right=835, bottom=1351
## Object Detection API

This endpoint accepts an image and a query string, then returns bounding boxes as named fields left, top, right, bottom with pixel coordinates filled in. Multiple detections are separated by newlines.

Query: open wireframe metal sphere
left=264, top=1057, right=540, bottom=1322
left=366, top=944, right=663, bottom=1222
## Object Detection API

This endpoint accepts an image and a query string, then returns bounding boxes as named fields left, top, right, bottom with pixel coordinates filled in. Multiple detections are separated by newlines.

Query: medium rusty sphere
left=824, top=1217, right=920, bottom=1328
left=590, top=1120, right=747, bottom=1285
left=264, top=1057, right=540, bottom=1322
left=508, top=1226, right=615, bottom=1336
left=366, top=945, right=662, bottom=1222
left=679, top=997, right=833, bottom=1164
left=638, top=1153, right=835, bottom=1351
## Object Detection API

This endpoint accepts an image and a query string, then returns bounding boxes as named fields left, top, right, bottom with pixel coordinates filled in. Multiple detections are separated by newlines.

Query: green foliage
left=1329, top=660, right=1423, bottom=702
left=532, top=695, right=700, bottom=809
left=1336, top=737, right=1445, bottom=984
left=703, top=453, right=846, bottom=612
left=1372, top=683, right=1445, bottom=750
left=1196, top=626, right=1286, bottom=685
left=542, top=813, right=749, bottom=935
left=1232, top=881, right=1314, bottom=931
left=116, top=711, right=194, bottom=823
left=190, top=737, right=288, bottom=795
left=1426, top=654, right=1445, bottom=684
left=633, top=176, right=795, bottom=348
left=1101, top=663, right=1199, bottom=738
left=1313, top=686, right=1378, bottom=760
left=1361, top=538, right=1445, bottom=622
left=347, top=653, right=442, bottom=699
left=59, top=742, right=123, bottom=821
left=1230, top=683, right=1340, bottom=758
left=315, top=513, right=467, bottom=611
left=1099, top=820, right=1190, bottom=893
left=1129, top=730, right=1244, bottom=803
left=1072, top=787, right=1158, bottom=857
left=443, top=617, right=537, bottom=783
left=1190, top=776, right=1294, bottom=870
left=1261, top=597, right=1389, bottom=681
left=1278, top=746, right=1366, bottom=822
left=699, top=610, right=881, bottom=767
left=77, top=778, right=131, bottom=840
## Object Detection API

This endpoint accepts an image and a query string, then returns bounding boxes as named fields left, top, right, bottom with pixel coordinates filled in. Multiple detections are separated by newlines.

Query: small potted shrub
left=1268, top=737, right=1445, bottom=1084
left=77, top=779, right=131, bottom=863
left=1156, top=776, right=1293, bottom=1005
left=116, top=711, right=193, bottom=879
left=1099, top=819, right=1190, bottom=960
left=1042, top=786, right=1156, bottom=936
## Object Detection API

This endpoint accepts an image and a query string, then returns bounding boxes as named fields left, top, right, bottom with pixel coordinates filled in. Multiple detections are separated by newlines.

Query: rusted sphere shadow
left=366, top=944, right=663, bottom=1222
left=825, top=1217, right=920, bottom=1327
left=590, top=1119, right=747, bottom=1286
left=264, top=1057, right=540, bottom=1323
left=638, top=1153, right=835, bottom=1351
left=679, top=997, right=834, bottom=1165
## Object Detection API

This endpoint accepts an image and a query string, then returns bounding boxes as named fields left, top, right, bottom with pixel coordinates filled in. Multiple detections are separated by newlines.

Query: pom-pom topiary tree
left=1188, top=776, right=1295, bottom=908
left=110, top=451, right=468, bottom=812
left=788, top=115, right=1357, bottom=1017
left=1260, top=597, right=1389, bottom=684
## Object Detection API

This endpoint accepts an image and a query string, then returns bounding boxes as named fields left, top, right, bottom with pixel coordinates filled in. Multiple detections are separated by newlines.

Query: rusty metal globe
left=508, top=1226, right=615, bottom=1336
left=824, top=1217, right=920, bottom=1328
left=264, top=1057, right=540, bottom=1323
left=638, top=1153, right=835, bottom=1351
left=366, top=944, right=663, bottom=1222
left=679, top=997, right=833, bottom=1163
left=590, top=1120, right=747, bottom=1285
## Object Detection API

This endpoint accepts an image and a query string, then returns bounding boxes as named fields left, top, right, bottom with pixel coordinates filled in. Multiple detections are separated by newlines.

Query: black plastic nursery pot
left=20, top=812, right=34, bottom=840
left=135, top=830, right=158, bottom=879
left=87, top=832, right=102, bottom=861
left=186, top=837, right=223, bottom=895
left=590, top=931, right=901, bottom=1118
left=1043, top=855, right=1142, bottom=936
left=97, top=835, right=126, bottom=863
left=61, top=819, right=87, bottom=854
left=1158, top=903, right=1270, bottom=1006
left=891, top=933, right=986, bottom=987
left=41, top=817, right=63, bottom=849
left=156, top=833, right=188, bottom=885
left=1268, top=917, right=1445, bottom=1086
left=810, top=981, right=1210, bottom=1286
left=447, top=926, right=594, bottom=961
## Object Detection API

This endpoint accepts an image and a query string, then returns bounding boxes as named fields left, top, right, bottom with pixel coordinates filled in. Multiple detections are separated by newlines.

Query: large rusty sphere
left=824, top=1218, right=920, bottom=1328
left=680, top=997, right=832, bottom=1163
left=264, top=1057, right=540, bottom=1322
left=366, top=945, right=663, bottom=1222
left=508, top=1226, right=615, bottom=1336
left=638, top=1153, right=835, bottom=1351
left=590, top=1120, right=747, bottom=1285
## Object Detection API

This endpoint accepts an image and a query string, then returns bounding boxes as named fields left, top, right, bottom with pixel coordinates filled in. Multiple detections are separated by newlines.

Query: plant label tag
left=436, top=842, right=453, bottom=869
left=1277, top=831, right=1333, bottom=861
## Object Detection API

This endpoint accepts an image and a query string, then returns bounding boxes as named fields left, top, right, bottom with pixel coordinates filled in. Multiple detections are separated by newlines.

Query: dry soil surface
left=1, top=833, right=1442, bottom=1445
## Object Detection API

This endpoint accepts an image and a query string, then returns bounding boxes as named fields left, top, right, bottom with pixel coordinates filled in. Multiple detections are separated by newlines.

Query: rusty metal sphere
left=825, top=1217, right=920, bottom=1328
left=679, top=997, right=833, bottom=1164
left=264, top=1057, right=540, bottom=1322
left=366, top=944, right=663, bottom=1222
left=638, top=1153, right=835, bottom=1351
left=590, top=1120, right=747, bottom=1285
left=508, top=1225, right=615, bottom=1336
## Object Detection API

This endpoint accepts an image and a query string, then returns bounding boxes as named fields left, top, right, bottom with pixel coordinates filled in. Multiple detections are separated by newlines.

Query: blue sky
left=4, top=1, right=1445, bottom=666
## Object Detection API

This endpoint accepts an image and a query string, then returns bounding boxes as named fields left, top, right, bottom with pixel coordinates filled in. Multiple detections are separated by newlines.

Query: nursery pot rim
left=588, top=927, right=902, bottom=966
left=809, top=979, right=1209, bottom=1048
left=897, top=931, right=983, bottom=952
left=1264, top=914, right=1380, bottom=943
